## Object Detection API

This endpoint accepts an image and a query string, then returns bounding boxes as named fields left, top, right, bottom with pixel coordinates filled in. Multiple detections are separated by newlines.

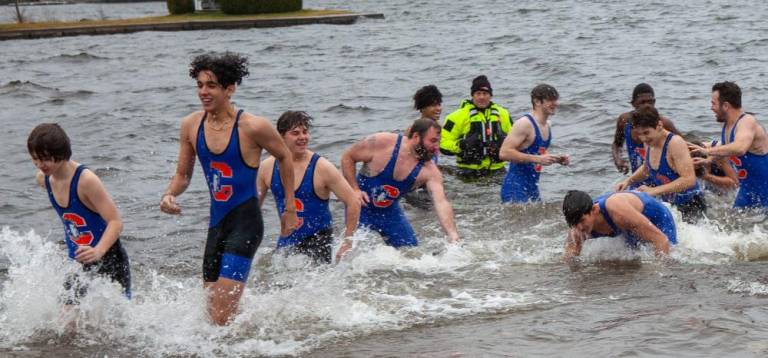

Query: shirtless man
left=160, top=52, right=298, bottom=325
left=690, top=81, right=768, bottom=209
left=561, top=190, right=676, bottom=262
left=257, top=111, right=360, bottom=263
left=341, top=118, right=460, bottom=247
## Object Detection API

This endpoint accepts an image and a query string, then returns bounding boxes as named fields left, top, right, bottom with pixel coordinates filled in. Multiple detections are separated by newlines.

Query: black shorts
left=284, top=227, right=334, bottom=264
left=62, top=240, right=131, bottom=305
left=204, top=197, right=263, bottom=283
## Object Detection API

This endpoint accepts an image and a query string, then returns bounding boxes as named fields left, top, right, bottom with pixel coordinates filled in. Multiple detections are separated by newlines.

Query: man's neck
left=530, top=108, right=549, bottom=124
left=293, top=150, right=310, bottom=162
left=207, top=104, right=236, bottom=123
left=725, top=109, right=743, bottom=126
left=51, top=160, right=77, bottom=181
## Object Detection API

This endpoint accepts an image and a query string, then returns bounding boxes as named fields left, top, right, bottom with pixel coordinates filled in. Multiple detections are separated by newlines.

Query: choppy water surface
left=1, top=0, right=768, bottom=356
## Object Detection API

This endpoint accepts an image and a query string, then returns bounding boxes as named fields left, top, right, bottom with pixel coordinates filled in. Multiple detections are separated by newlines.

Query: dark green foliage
left=220, top=0, right=302, bottom=15
left=167, top=0, right=195, bottom=15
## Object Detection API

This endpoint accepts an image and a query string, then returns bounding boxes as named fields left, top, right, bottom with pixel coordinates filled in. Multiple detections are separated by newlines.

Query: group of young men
left=27, top=52, right=768, bottom=326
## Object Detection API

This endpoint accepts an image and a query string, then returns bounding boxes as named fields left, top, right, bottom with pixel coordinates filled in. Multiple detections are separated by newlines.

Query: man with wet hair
left=616, top=106, right=706, bottom=222
left=257, top=111, right=360, bottom=264
left=690, top=81, right=768, bottom=209
left=341, top=118, right=460, bottom=247
left=440, top=75, right=512, bottom=178
left=499, top=84, right=569, bottom=203
left=612, top=83, right=680, bottom=175
left=561, top=190, right=675, bottom=262
left=413, top=84, right=443, bottom=122
left=27, top=123, right=131, bottom=306
left=160, top=52, right=299, bottom=326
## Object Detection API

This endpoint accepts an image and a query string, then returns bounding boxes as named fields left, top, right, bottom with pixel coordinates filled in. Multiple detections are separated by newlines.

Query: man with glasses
left=611, top=83, right=680, bottom=176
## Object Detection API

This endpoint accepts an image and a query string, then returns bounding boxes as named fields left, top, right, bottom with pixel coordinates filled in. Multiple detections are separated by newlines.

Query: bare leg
left=204, top=278, right=245, bottom=326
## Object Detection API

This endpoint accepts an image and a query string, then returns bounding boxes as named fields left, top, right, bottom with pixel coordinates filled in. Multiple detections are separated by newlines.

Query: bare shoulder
left=420, top=161, right=443, bottom=181
left=316, top=156, right=338, bottom=172
left=77, top=168, right=108, bottom=196
left=363, top=132, right=397, bottom=150
left=238, top=112, right=271, bottom=132
left=35, top=170, right=45, bottom=188
left=618, top=112, right=631, bottom=125
left=181, top=111, right=204, bottom=129
left=261, top=156, right=277, bottom=172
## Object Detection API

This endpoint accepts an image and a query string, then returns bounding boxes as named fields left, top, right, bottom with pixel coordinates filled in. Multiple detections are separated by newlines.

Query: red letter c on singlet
left=210, top=161, right=233, bottom=202
left=372, top=185, right=400, bottom=208
left=294, top=198, right=305, bottom=229
left=62, top=213, right=94, bottom=246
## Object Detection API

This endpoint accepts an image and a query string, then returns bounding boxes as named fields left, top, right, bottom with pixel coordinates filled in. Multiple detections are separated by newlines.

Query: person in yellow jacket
left=440, top=75, right=512, bottom=178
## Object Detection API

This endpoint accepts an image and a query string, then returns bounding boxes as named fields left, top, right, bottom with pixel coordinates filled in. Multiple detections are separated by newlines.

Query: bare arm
left=340, top=135, right=377, bottom=205
left=702, top=157, right=739, bottom=189
left=608, top=198, right=669, bottom=256
left=424, top=166, right=459, bottom=243
left=661, top=116, right=681, bottom=136
left=160, top=114, right=198, bottom=215
left=616, top=160, right=649, bottom=191
left=77, top=170, right=123, bottom=264
left=612, top=115, right=629, bottom=174
left=256, top=157, right=275, bottom=208
left=248, top=117, right=298, bottom=236
left=700, top=116, right=756, bottom=157
left=563, top=228, right=586, bottom=262
left=318, top=158, right=360, bottom=237
left=641, top=136, right=697, bottom=197
left=498, top=119, right=558, bottom=165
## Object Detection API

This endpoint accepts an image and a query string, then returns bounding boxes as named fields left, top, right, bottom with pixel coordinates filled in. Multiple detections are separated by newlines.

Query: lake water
left=1, top=0, right=768, bottom=356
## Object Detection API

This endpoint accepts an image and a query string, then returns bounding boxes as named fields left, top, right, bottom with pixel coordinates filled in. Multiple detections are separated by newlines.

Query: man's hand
left=615, top=180, right=631, bottom=192
left=687, top=142, right=709, bottom=158
left=280, top=210, right=299, bottom=237
left=614, top=158, right=629, bottom=174
left=355, top=189, right=370, bottom=207
left=75, top=245, right=106, bottom=264
left=538, top=154, right=560, bottom=166
left=335, top=239, right=354, bottom=263
left=160, top=194, right=181, bottom=215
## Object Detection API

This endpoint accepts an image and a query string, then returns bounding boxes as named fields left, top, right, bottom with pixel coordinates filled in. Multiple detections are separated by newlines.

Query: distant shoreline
left=0, top=10, right=384, bottom=41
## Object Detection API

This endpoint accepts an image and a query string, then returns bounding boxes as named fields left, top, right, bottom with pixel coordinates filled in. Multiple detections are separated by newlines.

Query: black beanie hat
left=471, top=75, right=492, bottom=96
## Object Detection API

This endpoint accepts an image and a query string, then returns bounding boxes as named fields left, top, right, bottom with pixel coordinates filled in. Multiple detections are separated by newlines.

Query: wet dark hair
left=276, top=111, right=313, bottom=135
left=631, top=83, right=655, bottom=103
left=712, top=81, right=741, bottom=109
left=563, top=190, right=593, bottom=227
left=189, top=52, right=250, bottom=88
left=413, top=85, right=443, bottom=111
left=630, top=106, right=661, bottom=129
left=531, top=84, right=559, bottom=106
left=27, top=123, right=72, bottom=162
left=407, top=118, right=441, bottom=139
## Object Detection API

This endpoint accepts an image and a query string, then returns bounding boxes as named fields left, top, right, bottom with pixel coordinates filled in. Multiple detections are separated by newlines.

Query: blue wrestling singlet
left=722, top=113, right=768, bottom=209
left=358, top=135, right=423, bottom=247
left=592, top=191, right=677, bottom=247
left=271, top=153, right=333, bottom=248
left=46, top=164, right=131, bottom=299
left=501, top=113, right=551, bottom=203
left=197, top=110, right=262, bottom=282
left=625, top=121, right=646, bottom=173
left=645, top=133, right=703, bottom=206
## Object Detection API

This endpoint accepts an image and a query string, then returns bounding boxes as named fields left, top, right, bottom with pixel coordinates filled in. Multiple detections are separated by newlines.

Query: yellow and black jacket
left=440, top=99, right=513, bottom=171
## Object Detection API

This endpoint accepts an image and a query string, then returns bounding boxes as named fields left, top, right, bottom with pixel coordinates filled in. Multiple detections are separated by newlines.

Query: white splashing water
left=0, top=227, right=546, bottom=357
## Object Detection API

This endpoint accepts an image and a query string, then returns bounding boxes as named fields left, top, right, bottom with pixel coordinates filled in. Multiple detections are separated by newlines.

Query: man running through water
left=160, top=52, right=298, bottom=325
left=690, top=81, right=768, bottom=209
left=257, top=111, right=360, bottom=263
left=612, top=83, right=680, bottom=176
left=561, top=190, right=676, bottom=262
left=499, top=84, right=569, bottom=203
left=341, top=118, right=460, bottom=247
left=616, top=106, right=706, bottom=223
